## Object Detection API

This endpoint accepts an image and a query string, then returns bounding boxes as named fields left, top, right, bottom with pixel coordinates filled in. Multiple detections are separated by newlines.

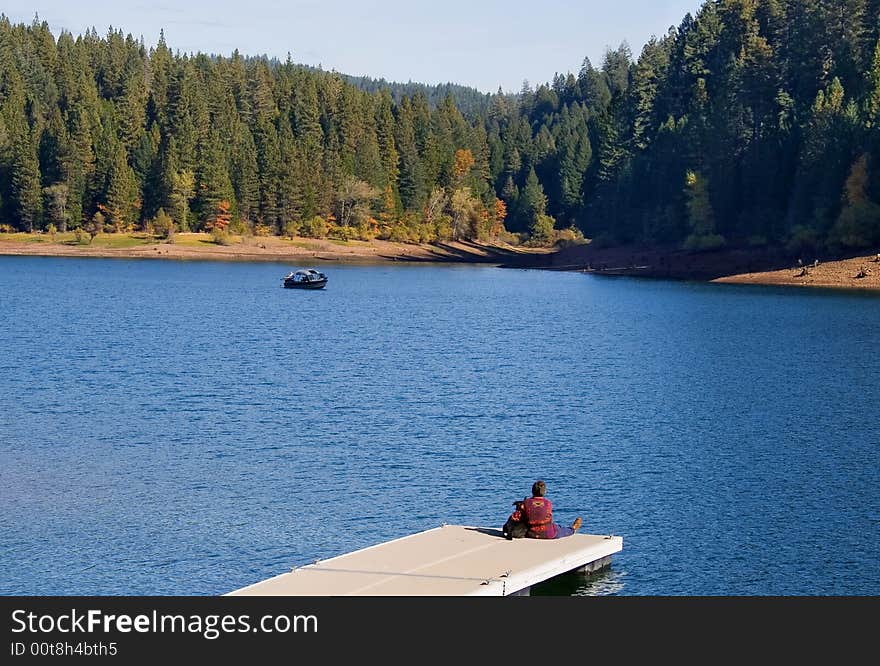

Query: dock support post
left=573, top=555, right=612, bottom=575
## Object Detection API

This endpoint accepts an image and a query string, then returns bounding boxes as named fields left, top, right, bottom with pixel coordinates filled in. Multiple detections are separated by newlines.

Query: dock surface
left=228, top=525, right=623, bottom=596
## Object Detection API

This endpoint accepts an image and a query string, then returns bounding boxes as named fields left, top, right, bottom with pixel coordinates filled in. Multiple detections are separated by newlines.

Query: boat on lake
left=282, top=268, right=328, bottom=289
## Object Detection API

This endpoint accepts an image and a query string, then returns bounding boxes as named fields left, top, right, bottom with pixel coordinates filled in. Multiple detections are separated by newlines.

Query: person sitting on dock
left=520, top=480, right=582, bottom=539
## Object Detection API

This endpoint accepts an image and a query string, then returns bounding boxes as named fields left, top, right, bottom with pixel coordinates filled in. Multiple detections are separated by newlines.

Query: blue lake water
left=1, top=256, right=878, bottom=596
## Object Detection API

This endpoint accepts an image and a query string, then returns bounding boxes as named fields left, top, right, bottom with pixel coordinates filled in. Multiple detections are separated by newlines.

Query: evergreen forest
left=1, top=0, right=879, bottom=255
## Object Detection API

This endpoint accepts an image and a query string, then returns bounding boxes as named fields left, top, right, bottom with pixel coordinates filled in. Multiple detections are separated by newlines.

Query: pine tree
left=354, top=95, right=383, bottom=188
left=231, top=123, right=259, bottom=224
left=519, top=166, right=553, bottom=240
left=42, top=183, right=69, bottom=231
left=253, top=116, right=281, bottom=228
left=277, top=119, right=304, bottom=229
left=64, top=105, right=96, bottom=228
left=117, top=60, right=147, bottom=153
left=195, top=129, right=234, bottom=229
left=868, top=38, right=880, bottom=126
left=630, top=38, right=670, bottom=151
left=375, top=90, right=399, bottom=191
left=395, top=96, right=423, bottom=211
left=289, top=73, right=323, bottom=218
left=8, top=87, right=43, bottom=231
left=148, top=30, right=173, bottom=132
left=554, top=106, right=592, bottom=223
left=103, top=141, right=140, bottom=230
left=170, top=168, right=195, bottom=232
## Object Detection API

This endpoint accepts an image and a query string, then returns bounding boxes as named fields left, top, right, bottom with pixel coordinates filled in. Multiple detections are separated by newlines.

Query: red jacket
left=522, top=497, right=558, bottom=539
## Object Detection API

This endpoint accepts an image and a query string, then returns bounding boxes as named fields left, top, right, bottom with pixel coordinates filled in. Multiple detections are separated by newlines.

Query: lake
left=1, top=256, right=878, bottom=595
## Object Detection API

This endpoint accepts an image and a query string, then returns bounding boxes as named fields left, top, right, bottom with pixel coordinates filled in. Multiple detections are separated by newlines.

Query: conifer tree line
left=1, top=0, right=879, bottom=253
left=0, top=18, right=505, bottom=244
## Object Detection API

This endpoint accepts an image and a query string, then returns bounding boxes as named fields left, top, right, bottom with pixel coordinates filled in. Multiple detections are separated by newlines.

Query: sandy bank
left=0, top=233, right=546, bottom=266
left=535, top=242, right=880, bottom=292
left=711, top=254, right=880, bottom=291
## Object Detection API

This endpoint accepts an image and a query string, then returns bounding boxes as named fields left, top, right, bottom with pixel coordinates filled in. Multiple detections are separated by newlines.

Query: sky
left=3, top=1, right=705, bottom=93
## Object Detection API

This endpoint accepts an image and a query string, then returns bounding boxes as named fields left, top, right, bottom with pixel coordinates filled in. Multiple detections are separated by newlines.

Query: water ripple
left=1, top=257, right=878, bottom=595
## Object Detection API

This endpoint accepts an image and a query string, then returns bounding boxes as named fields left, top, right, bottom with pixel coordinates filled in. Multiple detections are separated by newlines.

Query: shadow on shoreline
left=511, top=243, right=880, bottom=282
left=379, top=240, right=550, bottom=265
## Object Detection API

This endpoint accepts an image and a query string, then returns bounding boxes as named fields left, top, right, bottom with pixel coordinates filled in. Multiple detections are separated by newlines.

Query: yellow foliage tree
left=492, top=198, right=507, bottom=236
left=453, top=149, right=475, bottom=183
left=378, top=183, right=397, bottom=235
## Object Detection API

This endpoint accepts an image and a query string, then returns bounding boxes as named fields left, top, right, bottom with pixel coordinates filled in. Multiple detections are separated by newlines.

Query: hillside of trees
left=335, top=74, right=497, bottom=120
left=1, top=1, right=879, bottom=256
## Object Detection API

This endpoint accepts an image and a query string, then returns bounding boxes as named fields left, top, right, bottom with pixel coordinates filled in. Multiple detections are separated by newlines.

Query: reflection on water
left=532, top=567, right=627, bottom=596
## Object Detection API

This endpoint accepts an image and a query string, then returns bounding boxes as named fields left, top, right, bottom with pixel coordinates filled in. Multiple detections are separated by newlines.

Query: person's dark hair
left=532, top=480, right=546, bottom=497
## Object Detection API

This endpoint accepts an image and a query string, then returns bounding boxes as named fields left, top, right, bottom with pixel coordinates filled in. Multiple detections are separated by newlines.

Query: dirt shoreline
left=2, top=233, right=879, bottom=291
left=535, top=243, right=880, bottom=292
left=709, top=256, right=880, bottom=291
left=0, top=233, right=548, bottom=266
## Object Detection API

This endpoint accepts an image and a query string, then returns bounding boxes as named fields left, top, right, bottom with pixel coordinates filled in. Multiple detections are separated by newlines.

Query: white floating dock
left=228, top=525, right=623, bottom=596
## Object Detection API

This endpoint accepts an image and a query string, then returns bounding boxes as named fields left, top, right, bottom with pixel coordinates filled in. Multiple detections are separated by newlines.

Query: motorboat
left=282, top=268, right=328, bottom=289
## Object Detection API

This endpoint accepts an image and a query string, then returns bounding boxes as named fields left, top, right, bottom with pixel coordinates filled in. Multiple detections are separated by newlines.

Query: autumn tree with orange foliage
left=452, top=149, right=475, bottom=184
left=214, top=201, right=232, bottom=231
left=492, top=198, right=507, bottom=236
left=206, top=200, right=233, bottom=244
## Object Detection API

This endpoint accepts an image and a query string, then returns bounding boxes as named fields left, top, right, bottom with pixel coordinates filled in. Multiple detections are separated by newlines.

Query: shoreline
left=709, top=258, right=880, bottom=291
left=0, top=232, right=548, bottom=267
left=3, top=233, right=879, bottom=292
left=537, top=243, right=880, bottom=293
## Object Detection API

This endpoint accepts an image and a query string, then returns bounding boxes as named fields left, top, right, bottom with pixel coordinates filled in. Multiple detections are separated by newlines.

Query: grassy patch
left=91, top=234, right=154, bottom=249
left=1, top=231, right=158, bottom=248
left=0, top=232, right=52, bottom=243
left=285, top=240, right=323, bottom=250
left=171, top=233, right=214, bottom=247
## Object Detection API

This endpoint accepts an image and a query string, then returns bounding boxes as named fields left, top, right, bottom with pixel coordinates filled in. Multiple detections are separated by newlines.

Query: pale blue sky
left=3, top=1, right=704, bottom=92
